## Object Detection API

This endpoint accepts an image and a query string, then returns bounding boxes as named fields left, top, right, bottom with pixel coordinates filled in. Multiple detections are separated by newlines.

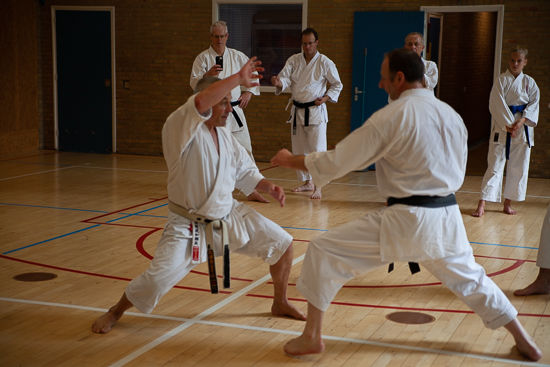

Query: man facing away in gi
left=191, top=20, right=268, bottom=203
left=472, top=46, right=539, bottom=217
left=271, top=28, right=343, bottom=200
left=92, top=59, right=306, bottom=334
left=271, top=48, right=541, bottom=360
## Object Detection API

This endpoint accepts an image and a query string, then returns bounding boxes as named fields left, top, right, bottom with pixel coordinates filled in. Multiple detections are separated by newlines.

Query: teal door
left=351, top=12, right=425, bottom=131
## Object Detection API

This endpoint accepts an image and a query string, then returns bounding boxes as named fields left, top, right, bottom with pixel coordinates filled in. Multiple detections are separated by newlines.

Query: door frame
left=51, top=6, right=116, bottom=152
left=421, top=5, right=504, bottom=83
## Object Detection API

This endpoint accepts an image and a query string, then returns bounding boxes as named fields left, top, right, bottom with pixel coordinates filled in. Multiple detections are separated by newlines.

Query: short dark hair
left=301, top=28, right=318, bottom=41
left=385, top=48, right=424, bottom=84
left=195, top=76, right=221, bottom=93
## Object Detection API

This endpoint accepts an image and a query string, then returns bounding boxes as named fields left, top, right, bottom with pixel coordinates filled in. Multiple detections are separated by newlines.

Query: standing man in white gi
left=191, top=20, right=268, bottom=203
left=271, top=28, right=343, bottom=200
left=404, top=32, right=438, bottom=92
left=473, top=46, right=540, bottom=217
left=271, top=49, right=542, bottom=361
left=92, top=59, right=306, bottom=335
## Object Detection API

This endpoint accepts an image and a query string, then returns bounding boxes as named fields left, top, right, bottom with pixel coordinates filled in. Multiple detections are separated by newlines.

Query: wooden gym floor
left=1, top=150, right=549, bottom=366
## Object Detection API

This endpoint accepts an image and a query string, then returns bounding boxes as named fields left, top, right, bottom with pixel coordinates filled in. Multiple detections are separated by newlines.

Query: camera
left=215, top=56, right=223, bottom=70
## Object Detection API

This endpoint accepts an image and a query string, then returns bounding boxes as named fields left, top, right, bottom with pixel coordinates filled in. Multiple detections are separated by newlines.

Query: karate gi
left=125, top=94, right=292, bottom=314
left=479, top=70, right=539, bottom=202
left=190, top=47, right=259, bottom=154
left=297, top=88, right=517, bottom=329
left=537, top=205, right=550, bottom=269
left=275, top=52, right=343, bottom=181
left=423, top=59, right=438, bottom=92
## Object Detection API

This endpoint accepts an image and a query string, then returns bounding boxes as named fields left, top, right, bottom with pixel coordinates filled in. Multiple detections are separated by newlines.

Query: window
left=214, top=1, right=307, bottom=91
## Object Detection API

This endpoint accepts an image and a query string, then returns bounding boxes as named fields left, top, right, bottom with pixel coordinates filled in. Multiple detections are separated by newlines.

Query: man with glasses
left=271, top=28, right=343, bottom=200
left=191, top=20, right=268, bottom=203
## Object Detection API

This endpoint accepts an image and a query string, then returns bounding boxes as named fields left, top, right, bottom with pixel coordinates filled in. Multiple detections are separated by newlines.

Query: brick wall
left=32, top=0, right=550, bottom=176
left=0, top=0, right=40, bottom=154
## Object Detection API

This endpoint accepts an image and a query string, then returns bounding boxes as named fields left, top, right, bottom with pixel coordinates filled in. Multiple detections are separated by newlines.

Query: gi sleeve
left=305, top=114, right=392, bottom=188
left=162, top=94, right=211, bottom=170
left=522, top=78, right=539, bottom=127
left=324, top=59, right=343, bottom=103
left=190, top=54, right=208, bottom=92
left=423, top=61, right=438, bottom=91
left=275, top=57, right=294, bottom=95
left=489, top=75, right=514, bottom=131
left=232, top=138, right=264, bottom=195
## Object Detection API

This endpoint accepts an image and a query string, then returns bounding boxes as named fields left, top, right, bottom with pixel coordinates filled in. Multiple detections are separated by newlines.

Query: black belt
left=387, top=194, right=457, bottom=275
left=292, top=100, right=316, bottom=135
left=230, top=101, right=243, bottom=128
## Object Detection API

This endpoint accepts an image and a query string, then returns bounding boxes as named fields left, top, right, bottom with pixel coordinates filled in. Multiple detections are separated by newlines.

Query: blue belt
left=505, top=104, right=529, bottom=160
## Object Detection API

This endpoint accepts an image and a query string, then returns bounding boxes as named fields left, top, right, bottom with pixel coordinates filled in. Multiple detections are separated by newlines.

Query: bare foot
left=504, top=318, right=543, bottom=361
left=472, top=200, right=485, bottom=217
left=514, top=334, right=543, bottom=361
left=514, top=269, right=550, bottom=296
left=292, top=182, right=314, bottom=192
left=92, top=310, right=118, bottom=334
left=310, top=187, right=322, bottom=200
left=503, top=199, right=517, bottom=215
left=248, top=190, right=270, bottom=203
left=272, top=301, right=307, bottom=321
left=284, top=335, right=325, bottom=356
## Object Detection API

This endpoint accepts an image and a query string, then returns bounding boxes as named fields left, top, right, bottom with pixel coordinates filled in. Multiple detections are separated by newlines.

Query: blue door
left=56, top=10, right=113, bottom=153
left=351, top=12, right=425, bottom=131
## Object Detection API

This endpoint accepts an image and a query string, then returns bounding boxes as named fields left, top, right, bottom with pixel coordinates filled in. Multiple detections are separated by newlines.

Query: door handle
left=354, top=87, right=363, bottom=101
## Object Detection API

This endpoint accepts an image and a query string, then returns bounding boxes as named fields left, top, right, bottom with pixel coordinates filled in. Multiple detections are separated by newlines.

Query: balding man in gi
left=92, top=59, right=306, bottom=335
left=191, top=20, right=268, bottom=203
left=271, top=49, right=542, bottom=361
left=271, top=28, right=343, bottom=199
left=404, top=32, right=438, bottom=92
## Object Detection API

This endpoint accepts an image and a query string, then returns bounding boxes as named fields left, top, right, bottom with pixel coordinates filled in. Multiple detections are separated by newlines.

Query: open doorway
left=422, top=5, right=504, bottom=176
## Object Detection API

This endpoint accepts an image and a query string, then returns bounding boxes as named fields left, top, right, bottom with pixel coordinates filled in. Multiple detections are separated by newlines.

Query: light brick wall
left=34, top=0, right=549, bottom=176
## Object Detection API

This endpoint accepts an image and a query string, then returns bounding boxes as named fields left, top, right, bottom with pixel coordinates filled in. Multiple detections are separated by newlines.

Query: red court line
left=248, top=294, right=550, bottom=318
left=0, top=254, right=230, bottom=294
left=82, top=197, right=168, bottom=223
left=259, top=165, right=278, bottom=172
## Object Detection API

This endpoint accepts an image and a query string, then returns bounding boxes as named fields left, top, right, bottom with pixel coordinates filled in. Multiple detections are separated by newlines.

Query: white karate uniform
left=298, top=88, right=518, bottom=330
left=275, top=51, right=343, bottom=181
left=190, top=46, right=259, bottom=154
left=423, top=59, right=438, bottom=92
left=479, top=70, right=540, bottom=202
left=125, top=94, right=292, bottom=314
left=537, top=205, right=550, bottom=269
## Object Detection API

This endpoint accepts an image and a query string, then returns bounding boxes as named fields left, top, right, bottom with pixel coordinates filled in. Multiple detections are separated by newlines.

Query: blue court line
left=0, top=202, right=166, bottom=218
left=2, top=224, right=101, bottom=255
left=469, top=241, right=537, bottom=250
left=1, top=203, right=539, bottom=255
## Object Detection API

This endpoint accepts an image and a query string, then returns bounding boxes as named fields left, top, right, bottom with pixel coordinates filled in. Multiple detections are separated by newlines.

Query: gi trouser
left=480, top=141, right=531, bottom=202
left=291, top=123, right=327, bottom=182
left=296, top=209, right=518, bottom=330
left=126, top=208, right=292, bottom=314
left=537, top=205, right=550, bottom=269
